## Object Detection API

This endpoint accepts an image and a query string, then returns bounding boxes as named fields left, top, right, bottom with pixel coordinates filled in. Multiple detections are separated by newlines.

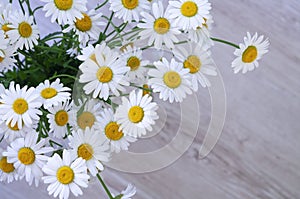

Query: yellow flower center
left=163, top=71, right=181, bottom=88
left=77, top=144, right=93, bottom=160
left=183, top=55, right=201, bottom=74
left=97, top=67, right=113, bottom=83
left=75, top=13, right=92, bottom=32
left=13, top=98, right=28, bottom=114
left=142, top=84, right=150, bottom=96
left=121, top=0, right=139, bottom=10
left=55, top=110, right=69, bottom=126
left=54, top=0, right=73, bottom=10
left=18, top=147, right=35, bottom=165
left=0, top=55, right=4, bottom=63
left=77, top=111, right=95, bottom=130
left=0, top=157, right=15, bottom=173
left=105, top=122, right=124, bottom=141
left=181, top=1, right=198, bottom=17
left=127, top=56, right=140, bottom=71
left=2, top=24, right=13, bottom=33
left=41, top=88, right=58, bottom=99
left=154, top=18, right=170, bottom=35
left=128, top=106, right=144, bottom=123
left=242, top=45, right=258, bottom=63
left=56, top=166, right=74, bottom=184
left=18, top=22, right=32, bottom=38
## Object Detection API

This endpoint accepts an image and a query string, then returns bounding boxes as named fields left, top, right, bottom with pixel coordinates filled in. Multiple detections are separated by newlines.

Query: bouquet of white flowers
left=0, top=0, right=269, bottom=198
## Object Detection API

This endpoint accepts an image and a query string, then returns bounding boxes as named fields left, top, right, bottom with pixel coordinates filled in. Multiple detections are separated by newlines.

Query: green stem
left=103, top=12, right=115, bottom=36
left=49, top=74, right=77, bottom=81
left=211, top=37, right=240, bottom=49
left=95, top=0, right=109, bottom=10
left=96, top=174, right=114, bottom=199
left=0, top=135, right=4, bottom=143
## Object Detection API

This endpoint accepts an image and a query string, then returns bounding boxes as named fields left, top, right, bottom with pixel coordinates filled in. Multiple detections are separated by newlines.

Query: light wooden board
left=1, top=0, right=300, bottom=198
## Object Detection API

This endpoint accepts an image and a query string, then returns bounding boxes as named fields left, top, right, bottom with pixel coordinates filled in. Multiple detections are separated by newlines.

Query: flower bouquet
left=0, top=0, right=269, bottom=198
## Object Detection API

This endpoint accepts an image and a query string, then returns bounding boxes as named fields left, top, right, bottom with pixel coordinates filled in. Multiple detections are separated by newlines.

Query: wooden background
left=1, top=0, right=300, bottom=198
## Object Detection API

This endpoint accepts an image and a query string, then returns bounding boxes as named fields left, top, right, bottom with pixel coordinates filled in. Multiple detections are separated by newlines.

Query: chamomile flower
left=69, top=98, right=102, bottom=131
left=0, top=3, right=13, bottom=36
left=138, top=1, right=180, bottom=49
left=3, top=132, right=53, bottom=186
left=232, top=32, right=270, bottom=74
left=41, top=0, right=87, bottom=25
left=115, top=90, right=158, bottom=138
left=0, top=120, right=37, bottom=142
left=63, top=9, right=104, bottom=45
left=121, top=184, right=137, bottom=199
left=0, top=82, right=42, bottom=130
left=173, top=42, right=217, bottom=91
left=109, top=0, right=150, bottom=22
left=97, top=108, right=137, bottom=153
left=7, top=11, right=39, bottom=50
left=68, top=128, right=110, bottom=176
left=167, top=0, right=211, bottom=30
left=42, top=149, right=90, bottom=199
left=77, top=44, right=95, bottom=61
left=187, top=15, right=214, bottom=50
left=0, top=147, right=19, bottom=183
left=36, top=79, right=71, bottom=109
left=121, top=45, right=149, bottom=83
left=148, top=58, right=192, bottom=103
left=47, top=101, right=72, bottom=139
left=0, top=45, right=16, bottom=73
left=79, top=43, right=130, bottom=100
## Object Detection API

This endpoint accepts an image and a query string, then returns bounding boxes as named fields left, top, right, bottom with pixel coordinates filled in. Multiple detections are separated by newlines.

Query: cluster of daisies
left=0, top=0, right=270, bottom=198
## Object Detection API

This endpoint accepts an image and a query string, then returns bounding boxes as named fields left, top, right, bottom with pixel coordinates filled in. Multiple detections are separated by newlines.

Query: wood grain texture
left=1, top=0, right=300, bottom=198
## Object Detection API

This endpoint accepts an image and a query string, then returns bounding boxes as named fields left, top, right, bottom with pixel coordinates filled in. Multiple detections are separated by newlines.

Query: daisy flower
left=69, top=98, right=102, bottom=131
left=7, top=11, right=39, bottom=50
left=113, top=184, right=136, bottom=199
left=0, top=82, right=42, bottom=130
left=79, top=43, right=130, bottom=100
left=0, top=120, right=37, bottom=142
left=77, top=44, right=95, bottom=61
left=63, top=9, right=105, bottom=45
left=68, top=128, right=110, bottom=176
left=121, top=45, right=149, bottom=83
left=187, top=15, right=214, bottom=50
left=109, top=0, right=150, bottom=22
left=0, top=3, right=13, bottom=36
left=148, top=58, right=192, bottom=103
left=232, top=32, right=270, bottom=74
left=172, top=42, right=217, bottom=91
left=41, top=0, right=87, bottom=25
left=167, top=0, right=211, bottom=30
left=0, top=45, right=16, bottom=73
left=36, top=79, right=71, bottom=110
left=0, top=147, right=19, bottom=183
left=97, top=108, right=137, bottom=153
left=115, top=90, right=159, bottom=138
left=42, top=149, right=90, bottom=199
left=138, top=1, right=180, bottom=49
left=47, top=101, right=72, bottom=139
left=3, top=132, right=53, bottom=186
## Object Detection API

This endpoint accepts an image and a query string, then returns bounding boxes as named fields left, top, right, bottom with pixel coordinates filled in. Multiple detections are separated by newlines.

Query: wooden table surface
left=1, top=0, right=300, bottom=198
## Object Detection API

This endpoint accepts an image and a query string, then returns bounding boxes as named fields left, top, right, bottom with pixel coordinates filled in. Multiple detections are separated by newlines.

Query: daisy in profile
left=79, top=43, right=130, bottom=100
left=187, top=15, right=214, bottom=50
left=115, top=90, right=158, bottom=138
left=0, top=147, right=19, bottom=183
left=113, top=184, right=136, bottom=199
left=138, top=1, right=180, bottom=49
left=0, top=82, right=42, bottom=130
left=173, top=42, right=217, bottom=91
left=68, top=128, right=110, bottom=176
left=69, top=98, right=103, bottom=131
left=167, top=0, right=211, bottom=30
left=41, top=0, right=87, bottom=25
left=97, top=108, right=137, bottom=153
left=121, top=45, right=149, bottom=83
left=42, top=150, right=90, bottom=199
left=0, top=3, right=13, bottom=36
left=7, top=11, right=39, bottom=50
left=0, top=45, right=16, bottom=73
left=47, top=101, right=72, bottom=139
left=109, top=0, right=150, bottom=22
left=232, top=32, right=270, bottom=74
left=63, top=9, right=105, bottom=44
left=77, top=44, right=95, bottom=61
left=36, top=79, right=71, bottom=109
left=148, top=58, right=192, bottom=103
left=3, top=132, right=53, bottom=186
